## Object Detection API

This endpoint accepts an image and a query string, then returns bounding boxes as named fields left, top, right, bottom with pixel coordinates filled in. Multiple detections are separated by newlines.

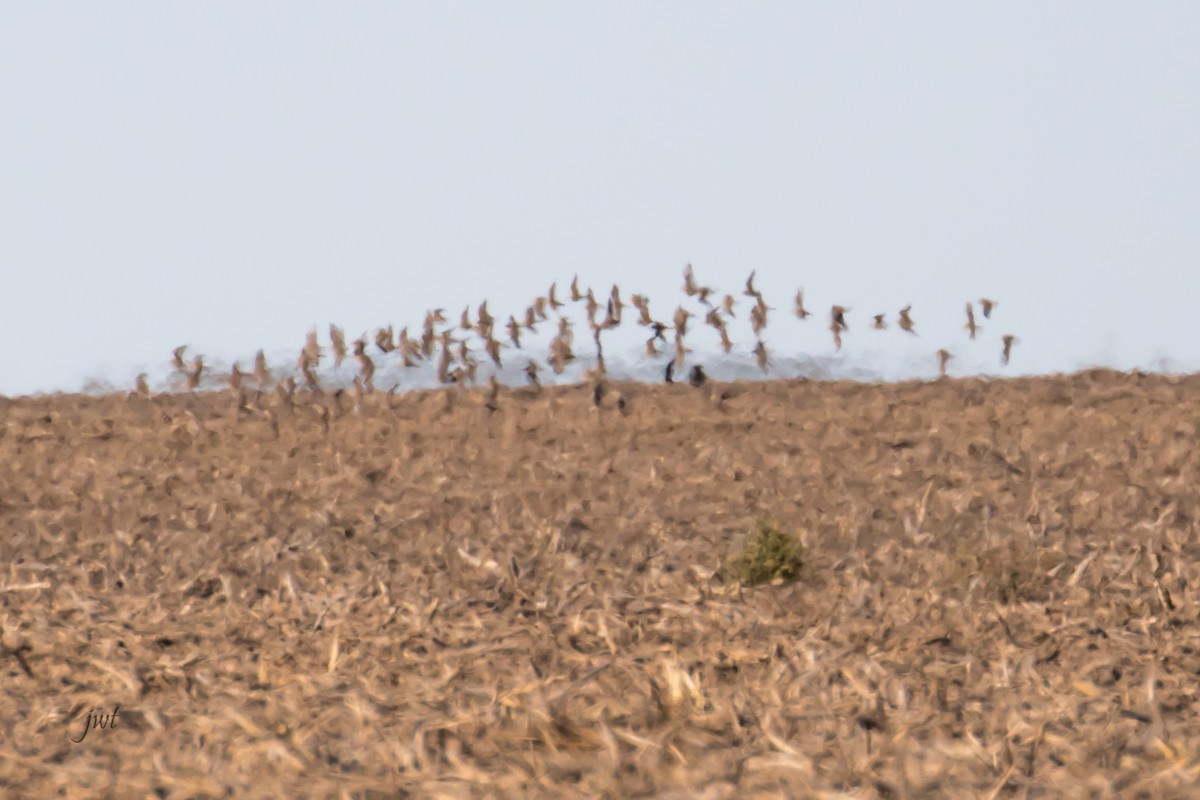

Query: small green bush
left=726, top=520, right=804, bottom=586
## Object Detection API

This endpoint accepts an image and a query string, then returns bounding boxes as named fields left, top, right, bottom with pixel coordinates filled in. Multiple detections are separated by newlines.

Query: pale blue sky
left=2, top=4, right=1198, bottom=394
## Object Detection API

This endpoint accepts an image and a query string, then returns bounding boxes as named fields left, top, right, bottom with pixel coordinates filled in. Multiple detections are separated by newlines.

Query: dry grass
left=3, top=368, right=1200, bottom=798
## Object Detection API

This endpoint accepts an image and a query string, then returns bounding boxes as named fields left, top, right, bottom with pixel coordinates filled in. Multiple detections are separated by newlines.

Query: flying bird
left=965, top=303, right=979, bottom=340
left=1001, top=334, right=1018, bottom=366
left=979, top=298, right=996, bottom=319
left=794, top=289, right=811, bottom=320
left=936, top=349, right=953, bottom=377
left=754, top=340, right=769, bottom=373
left=898, top=305, right=916, bottom=335
left=871, top=314, right=886, bottom=330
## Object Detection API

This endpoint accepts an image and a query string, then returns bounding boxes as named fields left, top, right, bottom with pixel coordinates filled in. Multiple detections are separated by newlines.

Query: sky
left=2, top=3, right=1198, bottom=396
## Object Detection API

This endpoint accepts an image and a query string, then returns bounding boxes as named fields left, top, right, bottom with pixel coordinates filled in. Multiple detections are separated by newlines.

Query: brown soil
left=2, top=369, right=1199, bottom=798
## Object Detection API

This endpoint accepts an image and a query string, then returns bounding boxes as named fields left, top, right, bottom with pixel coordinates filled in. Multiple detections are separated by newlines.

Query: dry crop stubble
left=1, top=370, right=1200, bottom=797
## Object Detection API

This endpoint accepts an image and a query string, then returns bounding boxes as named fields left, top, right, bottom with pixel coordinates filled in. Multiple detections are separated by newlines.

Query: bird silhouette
left=689, top=365, right=707, bottom=387
left=754, top=340, right=769, bottom=373
left=898, top=305, right=916, bottom=335
left=1001, top=334, right=1018, bottom=365
left=936, top=349, right=953, bottom=377
left=979, top=298, right=996, bottom=319
left=794, top=290, right=811, bottom=320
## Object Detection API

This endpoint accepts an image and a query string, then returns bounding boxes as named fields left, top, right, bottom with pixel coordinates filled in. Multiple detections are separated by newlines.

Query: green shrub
left=726, top=520, right=804, bottom=586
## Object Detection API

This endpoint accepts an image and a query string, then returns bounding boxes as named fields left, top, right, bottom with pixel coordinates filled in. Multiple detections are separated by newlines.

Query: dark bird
left=689, top=365, right=707, bottom=387
left=979, top=298, right=997, bottom=319
left=1001, top=334, right=1018, bottom=366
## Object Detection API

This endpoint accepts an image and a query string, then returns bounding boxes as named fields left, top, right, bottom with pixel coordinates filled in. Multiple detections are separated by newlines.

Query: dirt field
left=3, top=369, right=1200, bottom=798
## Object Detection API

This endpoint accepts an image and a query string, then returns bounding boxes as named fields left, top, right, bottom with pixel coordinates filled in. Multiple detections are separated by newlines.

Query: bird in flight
left=898, top=305, right=916, bottom=335
left=794, top=289, right=811, bottom=320
left=1001, top=334, right=1018, bottom=366
left=964, top=303, right=979, bottom=340
left=936, top=349, right=953, bottom=377
left=753, top=340, right=769, bottom=373
left=979, top=298, right=996, bottom=319
left=871, top=314, right=886, bottom=330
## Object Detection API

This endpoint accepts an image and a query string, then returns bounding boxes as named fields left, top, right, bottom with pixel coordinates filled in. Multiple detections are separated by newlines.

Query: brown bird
left=485, top=337, right=503, bottom=367
left=830, top=322, right=844, bottom=351
left=631, top=294, right=653, bottom=326
left=750, top=302, right=768, bottom=336
left=330, top=324, right=348, bottom=366
left=171, top=345, right=188, bottom=372
left=485, top=375, right=500, bottom=412
left=717, top=325, right=734, bottom=354
left=186, top=355, right=204, bottom=391
left=459, top=306, right=473, bottom=331
left=794, top=289, right=811, bottom=320
left=674, top=306, right=692, bottom=337
left=722, top=294, right=737, bottom=318
left=965, top=303, right=979, bottom=340
left=979, top=298, right=996, bottom=319
left=1001, top=334, right=1018, bottom=366
left=682, top=265, right=714, bottom=305
left=753, top=340, right=769, bottom=373
left=871, top=314, right=886, bottom=330
left=743, top=270, right=758, bottom=297
left=507, top=316, right=522, bottom=348
left=936, top=349, right=953, bottom=377
left=898, top=305, right=916, bottom=335
left=228, top=362, right=244, bottom=391
left=254, top=350, right=269, bottom=386
left=570, top=274, right=583, bottom=302
left=548, top=282, right=563, bottom=310
left=375, top=326, right=395, bottom=354
left=525, top=359, right=541, bottom=387
left=831, top=305, right=849, bottom=332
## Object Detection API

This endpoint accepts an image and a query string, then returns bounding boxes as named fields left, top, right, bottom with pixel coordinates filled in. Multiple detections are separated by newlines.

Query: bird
left=570, top=274, right=583, bottom=302
left=171, top=345, right=188, bottom=372
left=674, top=306, right=692, bottom=337
left=650, top=321, right=668, bottom=342
left=898, top=305, right=916, bottom=335
left=664, top=358, right=676, bottom=384
left=965, top=303, right=979, bottom=340
left=253, top=350, right=269, bottom=386
left=485, top=375, right=500, bottom=412
left=689, top=365, right=707, bottom=387
left=794, top=290, right=811, bottom=320
left=722, top=294, right=737, bottom=318
left=459, top=306, right=473, bottom=331
left=979, top=298, right=996, bottom=319
left=1001, top=334, right=1018, bottom=366
left=871, top=314, right=887, bottom=330
left=548, top=282, right=563, bottom=310
left=507, top=316, right=522, bottom=349
left=831, top=306, right=849, bottom=332
left=936, top=349, right=953, bottom=377
left=330, top=325, right=348, bottom=366
left=525, top=359, right=541, bottom=387
left=632, top=294, right=654, bottom=326
left=744, top=270, right=758, bottom=297
left=186, top=356, right=204, bottom=391
left=753, top=340, right=769, bottom=373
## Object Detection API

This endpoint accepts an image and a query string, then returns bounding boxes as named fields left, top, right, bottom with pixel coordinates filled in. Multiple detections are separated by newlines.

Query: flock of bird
left=147, top=266, right=1018, bottom=400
